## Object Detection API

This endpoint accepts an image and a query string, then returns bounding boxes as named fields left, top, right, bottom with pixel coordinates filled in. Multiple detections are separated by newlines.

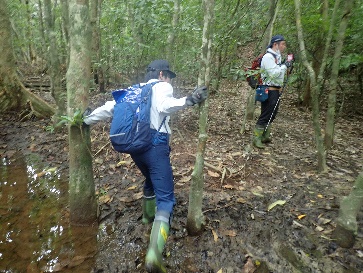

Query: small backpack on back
left=245, top=52, right=277, bottom=89
left=109, top=81, right=162, bottom=154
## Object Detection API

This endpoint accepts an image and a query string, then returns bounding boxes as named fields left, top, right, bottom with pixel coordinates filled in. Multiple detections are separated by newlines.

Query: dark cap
left=268, top=35, right=286, bottom=48
left=147, top=59, right=176, bottom=78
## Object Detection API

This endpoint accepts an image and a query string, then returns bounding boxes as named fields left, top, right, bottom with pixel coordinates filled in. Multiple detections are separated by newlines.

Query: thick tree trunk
left=187, top=0, right=214, bottom=236
left=294, top=0, right=327, bottom=173
left=324, top=0, right=354, bottom=149
left=0, top=0, right=55, bottom=117
left=67, top=0, right=97, bottom=226
left=333, top=172, right=363, bottom=248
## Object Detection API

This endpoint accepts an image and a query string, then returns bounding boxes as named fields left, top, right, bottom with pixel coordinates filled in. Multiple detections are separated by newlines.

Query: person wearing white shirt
left=84, top=59, right=207, bottom=273
left=253, top=35, right=292, bottom=149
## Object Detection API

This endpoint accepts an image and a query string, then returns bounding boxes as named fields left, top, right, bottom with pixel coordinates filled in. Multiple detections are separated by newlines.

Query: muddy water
left=0, top=152, right=98, bottom=273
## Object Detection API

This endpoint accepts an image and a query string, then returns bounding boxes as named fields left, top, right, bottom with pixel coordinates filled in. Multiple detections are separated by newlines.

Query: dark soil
left=1, top=77, right=363, bottom=273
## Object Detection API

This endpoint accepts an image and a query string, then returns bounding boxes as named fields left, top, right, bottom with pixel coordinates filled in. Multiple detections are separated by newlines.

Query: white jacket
left=261, top=48, right=287, bottom=87
left=83, top=79, right=188, bottom=134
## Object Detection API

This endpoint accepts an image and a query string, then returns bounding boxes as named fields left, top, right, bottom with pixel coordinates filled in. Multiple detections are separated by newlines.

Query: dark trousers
left=131, top=133, right=175, bottom=215
left=256, top=90, right=281, bottom=127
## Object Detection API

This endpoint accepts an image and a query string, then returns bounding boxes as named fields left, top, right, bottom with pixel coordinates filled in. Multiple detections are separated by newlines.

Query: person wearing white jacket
left=253, top=35, right=292, bottom=149
left=84, top=59, right=207, bottom=273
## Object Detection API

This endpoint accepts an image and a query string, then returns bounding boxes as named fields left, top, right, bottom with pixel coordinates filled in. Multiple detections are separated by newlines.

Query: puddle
left=0, top=152, right=98, bottom=273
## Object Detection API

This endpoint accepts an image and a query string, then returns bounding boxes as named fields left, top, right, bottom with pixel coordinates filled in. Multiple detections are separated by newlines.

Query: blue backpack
left=109, top=81, right=164, bottom=154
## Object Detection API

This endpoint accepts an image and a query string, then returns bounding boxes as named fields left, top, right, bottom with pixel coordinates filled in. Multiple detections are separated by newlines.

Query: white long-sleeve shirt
left=261, top=48, right=287, bottom=87
left=84, top=79, right=188, bottom=134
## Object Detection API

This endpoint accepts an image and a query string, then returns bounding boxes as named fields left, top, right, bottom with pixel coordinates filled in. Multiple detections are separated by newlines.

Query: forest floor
left=1, top=74, right=363, bottom=273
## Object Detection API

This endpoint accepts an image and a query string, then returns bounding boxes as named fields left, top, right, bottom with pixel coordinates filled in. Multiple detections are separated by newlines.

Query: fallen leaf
left=217, top=269, right=223, bottom=273
left=116, top=160, right=129, bottom=167
left=99, top=194, right=111, bottom=204
left=242, top=257, right=256, bottom=273
left=318, top=217, right=331, bottom=225
left=208, top=170, right=220, bottom=178
left=222, top=184, right=235, bottom=189
left=267, top=200, right=286, bottom=211
left=178, top=176, right=191, bottom=183
left=297, top=214, right=306, bottom=220
left=95, top=158, right=103, bottom=164
left=127, top=185, right=137, bottom=190
left=236, top=197, right=246, bottom=203
left=251, top=191, right=264, bottom=197
left=317, top=194, right=324, bottom=198
left=222, top=229, right=237, bottom=237
left=212, top=229, right=218, bottom=242
left=315, top=226, right=324, bottom=232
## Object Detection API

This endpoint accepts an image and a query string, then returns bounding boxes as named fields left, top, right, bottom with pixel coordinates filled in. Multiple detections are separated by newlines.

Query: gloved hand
left=186, top=86, right=208, bottom=106
left=284, top=61, right=293, bottom=68
left=82, top=108, right=92, bottom=126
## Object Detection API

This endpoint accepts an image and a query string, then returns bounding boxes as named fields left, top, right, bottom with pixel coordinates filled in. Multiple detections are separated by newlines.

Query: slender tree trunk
left=324, top=0, right=355, bottom=149
left=166, top=0, right=180, bottom=63
left=187, top=0, right=214, bottom=236
left=0, top=0, right=54, bottom=117
left=44, top=0, right=66, bottom=118
left=294, top=0, right=327, bottom=173
left=245, top=0, right=279, bottom=122
left=316, top=0, right=341, bottom=96
left=60, top=0, right=70, bottom=67
left=260, top=0, right=279, bottom=55
left=67, top=0, right=97, bottom=226
left=90, top=0, right=105, bottom=93
left=333, top=171, right=363, bottom=248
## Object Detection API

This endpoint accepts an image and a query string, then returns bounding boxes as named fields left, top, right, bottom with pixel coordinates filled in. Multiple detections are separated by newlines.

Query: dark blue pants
left=257, top=90, right=281, bottom=126
left=131, top=132, right=175, bottom=215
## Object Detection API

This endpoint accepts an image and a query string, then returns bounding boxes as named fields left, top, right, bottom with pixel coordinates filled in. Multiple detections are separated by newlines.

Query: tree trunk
left=245, top=0, right=279, bottom=121
left=90, top=0, right=105, bottom=93
left=294, top=0, right=327, bottom=173
left=0, top=0, right=55, bottom=117
left=324, top=0, right=355, bottom=149
left=44, top=0, right=67, bottom=118
left=67, top=0, right=97, bottom=226
left=187, top=0, right=214, bottom=236
left=260, top=0, right=280, bottom=55
left=60, top=0, right=70, bottom=66
left=166, top=0, right=180, bottom=63
left=316, top=0, right=341, bottom=97
left=333, top=171, right=363, bottom=248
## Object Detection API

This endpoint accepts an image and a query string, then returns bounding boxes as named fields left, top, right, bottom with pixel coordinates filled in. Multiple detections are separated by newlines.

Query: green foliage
left=46, top=109, right=84, bottom=133
left=7, top=0, right=363, bottom=93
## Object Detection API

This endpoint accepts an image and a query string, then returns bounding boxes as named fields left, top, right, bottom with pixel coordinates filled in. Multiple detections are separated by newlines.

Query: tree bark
left=67, top=0, right=97, bottom=226
left=166, top=0, right=180, bottom=63
left=333, top=171, right=363, bottom=248
left=187, top=0, right=214, bottom=236
left=90, top=0, right=105, bottom=93
left=294, top=0, right=327, bottom=173
left=316, top=0, right=341, bottom=97
left=324, top=0, right=355, bottom=149
left=0, top=0, right=55, bottom=117
left=44, top=0, right=67, bottom=118
left=245, top=0, right=279, bottom=122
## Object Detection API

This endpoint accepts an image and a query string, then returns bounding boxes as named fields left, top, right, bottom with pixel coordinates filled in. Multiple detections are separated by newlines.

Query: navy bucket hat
left=147, top=60, right=176, bottom=78
left=268, top=35, right=286, bottom=48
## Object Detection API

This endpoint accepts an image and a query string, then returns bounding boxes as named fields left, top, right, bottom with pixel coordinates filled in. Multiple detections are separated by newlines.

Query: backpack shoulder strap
left=265, top=52, right=278, bottom=64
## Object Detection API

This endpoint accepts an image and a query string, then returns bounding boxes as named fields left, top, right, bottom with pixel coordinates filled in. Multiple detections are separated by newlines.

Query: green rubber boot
left=145, top=212, right=170, bottom=273
left=261, top=125, right=272, bottom=143
left=142, top=195, right=156, bottom=224
left=253, top=125, right=266, bottom=149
